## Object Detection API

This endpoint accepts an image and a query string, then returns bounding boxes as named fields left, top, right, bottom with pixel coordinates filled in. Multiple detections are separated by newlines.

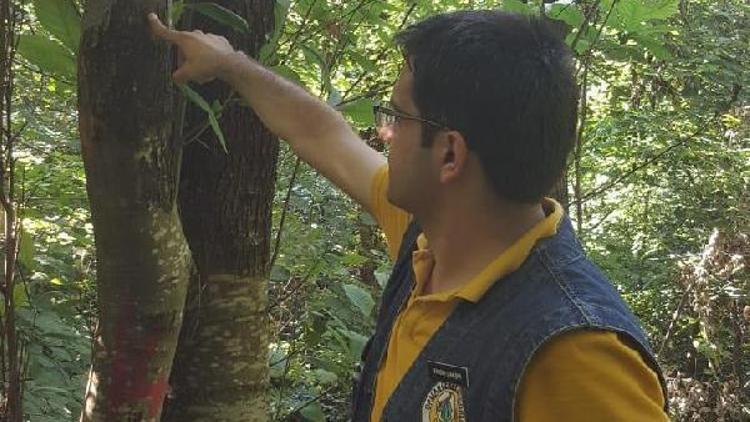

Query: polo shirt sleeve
left=369, top=164, right=411, bottom=260
left=516, top=330, right=668, bottom=422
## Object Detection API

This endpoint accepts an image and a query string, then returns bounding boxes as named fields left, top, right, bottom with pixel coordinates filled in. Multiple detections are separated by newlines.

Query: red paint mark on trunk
left=106, top=301, right=173, bottom=418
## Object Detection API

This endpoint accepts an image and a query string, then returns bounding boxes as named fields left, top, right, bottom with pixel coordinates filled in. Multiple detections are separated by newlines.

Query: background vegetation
left=3, top=0, right=748, bottom=420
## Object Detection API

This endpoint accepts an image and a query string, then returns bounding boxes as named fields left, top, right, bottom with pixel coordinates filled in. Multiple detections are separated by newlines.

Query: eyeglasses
left=372, top=102, right=447, bottom=130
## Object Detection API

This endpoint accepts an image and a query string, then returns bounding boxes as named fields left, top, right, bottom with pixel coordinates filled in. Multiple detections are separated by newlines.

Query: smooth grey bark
left=78, top=1, right=191, bottom=420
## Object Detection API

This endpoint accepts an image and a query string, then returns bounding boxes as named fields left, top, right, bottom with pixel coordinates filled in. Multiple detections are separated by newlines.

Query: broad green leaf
left=211, top=99, right=222, bottom=114
left=313, top=368, right=338, bottom=384
left=272, top=64, right=304, bottom=86
left=305, top=312, right=327, bottom=347
left=179, top=85, right=228, bottom=153
left=565, top=31, right=591, bottom=54
left=0, top=286, right=29, bottom=316
left=302, top=45, right=328, bottom=77
left=633, top=34, right=672, bottom=59
left=341, top=252, right=367, bottom=267
left=17, top=35, right=76, bottom=80
left=13, top=284, right=28, bottom=309
left=302, top=45, right=333, bottom=96
left=638, top=0, right=680, bottom=20
left=343, top=283, right=374, bottom=317
left=32, top=312, right=76, bottom=337
left=341, top=329, right=368, bottom=360
left=374, top=270, right=389, bottom=289
left=502, top=0, right=535, bottom=15
left=269, top=346, right=288, bottom=378
left=185, top=3, right=249, bottom=33
left=18, top=229, right=34, bottom=270
left=339, top=98, right=375, bottom=127
left=270, top=264, right=291, bottom=282
left=549, top=4, right=585, bottom=28
left=614, top=0, right=679, bottom=32
left=33, top=0, right=81, bottom=52
left=259, top=0, right=292, bottom=64
left=299, top=401, right=325, bottom=422
left=360, top=212, right=376, bottom=227
left=170, top=0, right=186, bottom=26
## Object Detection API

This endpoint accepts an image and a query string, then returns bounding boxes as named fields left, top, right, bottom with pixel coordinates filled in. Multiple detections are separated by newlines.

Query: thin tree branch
left=269, top=157, right=301, bottom=271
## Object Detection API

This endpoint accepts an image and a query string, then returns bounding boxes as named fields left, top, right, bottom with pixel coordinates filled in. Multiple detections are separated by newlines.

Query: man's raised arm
left=148, top=13, right=386, bottom=212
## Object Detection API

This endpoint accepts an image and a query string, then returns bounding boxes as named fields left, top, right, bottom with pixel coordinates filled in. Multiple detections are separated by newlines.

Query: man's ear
left=438, top=131, right=469, bottom=184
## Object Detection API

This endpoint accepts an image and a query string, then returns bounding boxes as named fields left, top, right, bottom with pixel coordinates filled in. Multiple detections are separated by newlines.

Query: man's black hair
left=395, top=10, right=578, bottom=204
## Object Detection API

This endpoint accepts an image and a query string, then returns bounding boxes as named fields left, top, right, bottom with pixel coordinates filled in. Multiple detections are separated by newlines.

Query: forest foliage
left=3, top=0, right=748, bottom=420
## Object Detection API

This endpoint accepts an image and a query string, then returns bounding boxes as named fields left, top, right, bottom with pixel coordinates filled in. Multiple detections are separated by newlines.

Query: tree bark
left=78, top=2, right=191, bottom=420
left=162, top=1, right=278, bottom=420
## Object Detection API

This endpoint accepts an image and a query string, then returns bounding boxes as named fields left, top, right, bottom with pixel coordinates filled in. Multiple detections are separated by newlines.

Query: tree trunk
left=1, top=0, right=22, bottom=419
left=78, top=2, right=192, bottom=420
left=549, top=174, right=569, bottom=211
left=162, top=1, right=278, bottom=420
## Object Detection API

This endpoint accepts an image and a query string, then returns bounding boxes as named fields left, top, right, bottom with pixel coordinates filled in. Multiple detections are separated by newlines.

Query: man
left=149, top=9, right=669, bottom=421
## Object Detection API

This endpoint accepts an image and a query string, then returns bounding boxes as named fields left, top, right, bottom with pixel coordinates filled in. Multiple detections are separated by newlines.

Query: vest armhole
left=509, top=327, right=669, bottom=421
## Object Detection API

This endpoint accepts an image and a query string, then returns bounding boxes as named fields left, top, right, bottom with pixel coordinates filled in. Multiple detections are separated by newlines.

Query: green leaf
left=270, top=264, right=291, bottom=282
left=565, top=32, right=591, bottom=54
left=32, top=0, right=81, bottom=52
left=633, top=34, right=672, bottom=60
left=13, top=284, right=28, bottom=309
left=18, top=229, right=34, bottom=270
left=342, top=284, right=374, bottom=317
left=259, top=0, right=291, bottom=64
left=185, top=3, right=249, bottom=33
left=502, top=0, right=535, bottom=15
left=341, top=329, right=368, bottom=360
left=179, top=85, right=228, bottom=153
left=271, top=65, right=304, bottom=86
left=17, top=35, right=76, bottom=80
left=302, top=45, right=328, bottom=77
left=269, top=346, right=288, bottom=378
left=208, top=113, right=228, bottom=153
left=614, top=0, right=679, bottom=32
left=374, top=270, right=388, bottom=289
left=301, top=45, right=332, bottom=94
left=180, top=84, right=211, bottom=112
left=305, top=312, right=327, bottom=347
left=549, top=4, right=585, bottom=28
left=339, top=98, right=375, bottom=127
left=313, top=368, right=338, bottom=385
left=170, top=0, right=186, bottom=26
left=299, top=401, right=325, bottom=422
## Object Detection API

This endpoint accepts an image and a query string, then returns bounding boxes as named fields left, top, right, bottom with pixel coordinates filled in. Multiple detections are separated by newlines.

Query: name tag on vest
left=427, top=361, right=469, bottom=388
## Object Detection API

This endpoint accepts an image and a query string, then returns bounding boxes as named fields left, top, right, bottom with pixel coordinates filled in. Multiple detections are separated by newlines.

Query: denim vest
left=351, top=216, right=667, bottom=421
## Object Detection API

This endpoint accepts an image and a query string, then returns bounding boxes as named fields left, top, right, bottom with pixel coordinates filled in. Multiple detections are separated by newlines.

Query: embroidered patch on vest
left=427, top=361, right=469, bottom=388
left=421, top=381, right=467, bottom=422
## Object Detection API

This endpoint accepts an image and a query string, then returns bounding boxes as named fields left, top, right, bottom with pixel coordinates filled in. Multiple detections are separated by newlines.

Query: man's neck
left=419, top=199, right=546, bottom=295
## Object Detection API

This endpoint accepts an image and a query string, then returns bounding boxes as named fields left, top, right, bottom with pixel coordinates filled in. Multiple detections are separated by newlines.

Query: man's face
left=380, top=68, right=437, bottom=213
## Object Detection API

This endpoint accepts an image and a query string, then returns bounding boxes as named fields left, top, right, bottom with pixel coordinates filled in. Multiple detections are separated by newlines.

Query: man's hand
left=148, top=13, right=239, bottom=84
left=148, top=13, right=384, bottom=214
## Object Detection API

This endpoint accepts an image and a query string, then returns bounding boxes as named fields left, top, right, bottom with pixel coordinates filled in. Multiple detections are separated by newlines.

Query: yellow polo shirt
left=368, top=165, right=667, bottom=421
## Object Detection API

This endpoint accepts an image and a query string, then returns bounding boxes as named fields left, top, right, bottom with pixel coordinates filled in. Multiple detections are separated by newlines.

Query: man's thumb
left=172, top=67, right=190, bottom=84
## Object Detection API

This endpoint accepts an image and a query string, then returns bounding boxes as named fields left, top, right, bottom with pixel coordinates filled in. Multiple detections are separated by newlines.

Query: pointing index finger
left=148, top=13, right=179, bottom=43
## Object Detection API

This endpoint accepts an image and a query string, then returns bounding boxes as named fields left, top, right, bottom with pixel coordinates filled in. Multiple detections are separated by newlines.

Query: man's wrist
left=217, top=50, right=253, bottom=85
